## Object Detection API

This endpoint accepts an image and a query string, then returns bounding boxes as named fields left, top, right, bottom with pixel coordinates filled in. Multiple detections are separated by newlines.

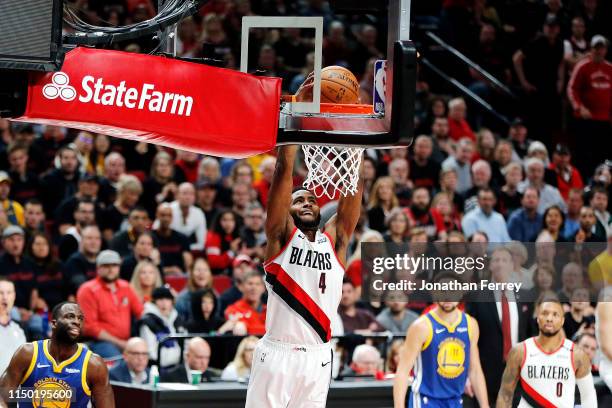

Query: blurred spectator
left=0, top=279, right=26, bottom=375
left=491, top=140, right=514, bottom=187
left=507, top=118, right=532, bottom=159
left=224, top=271, right=266, bottom=335
left=507, top=186, right=542, bottom=241
left=176, top=258, right=215, bottom=322
left=375, top=290, right=419, bottom=335
left=253, top=156, right=276, bottom=207
left=221, top=336, right=258, bottom=381
left=496, top=162, right=523, bottom=218
left=463, top=159, right=493, bottom=213
left=350, top=25, right=383, bottom=77
left=432, top=192, right=462, bottom=234
left=523, top=261, right=556, bottom=301
left=141, top=151, right=180, bottom=218
left=388, top=159, right=413, bottom=207
left=120, top=231, right=161, bottom=282
left=339, top=279, right=383, bottom=334
left=7, top=142, right=40, bottom=204
left=23, top=200, right=45, bottom=244
left=563, top=287, right=594, bottom=339
left=231, top=182, right=255, bottom=221
left=206, top=209, right=243, bottom=275
left=219, top=257, right=254, bottom=315
left=341, top=344, right=383, bottom=378
left=590, top=187, right=610, bottom=238
left=518, top=158, right=566, bottom=213
left=345, top=230, right=384, bottom=295
left=32, top=126, right=69, bottom=173
left=98, top=152, right=126, bottom=206
left=152, top=203, right=192, bottom=275
left=573, top=206, right=603, bottom=242
left=410, top=136, right=441, bottom=191
left=563, top=17, right=588, bottom=70
left=40, top=146, right=82, bottom=217
left=461, top=188, right=511, bottom=242
left=239, top=202, right=266, bottom=263
left=169, top=182, right=207, bottom=251
left=0, top=171, right=24, bottom=226
left=101, top=174, right=143, bottom=242
left=575, top=332, right=599, bottom=374
left=109, top=337, right=150, bottom=384
left=564, top=188, right=585, bottom=238
left=404, top=187, right=445, bottom=241
left=567, top=35, right=612, bottom=176
left=556, top=262, right=584, bottom=303
left=447, top=98, right=475, bottom=142
left=549, top=143, right=583, bottom=201
left=138, top=286, right=186, bottom=368
left=185, top=288, right=227, bottom=334
left=55, top=174, right=101, bottom=236
left=385, top=339, right=403, bottom=374
left=77, top=250, right=143, bottom=358
left=367, top=176, right=399, bottom=233
left=507, top=241, right=532, bottom=290
left=323, top=21, right=351, bottom=67
left=383, top=208, right=410, bottom=244
left=161, top=337, right=217, bottom=383
left=0, top=226, right=35, bottom=311
left=129, top=260, right=163, bottom=305
left=110, top=207, right=149, bottom=258
left=28, top=232, right=64, bottom=311
left=58, top=197, right=96, bottom=262
left=442, top=138, right=474, bottom=194
left=195, top=178, right=221, bottom=227
left=430, top=117, right=453, bottom=165
left=63, top=225, right=101, bottom=298
left=539, top=205, right=567, bottom=242
left=175, top=150, right=200, bottom=184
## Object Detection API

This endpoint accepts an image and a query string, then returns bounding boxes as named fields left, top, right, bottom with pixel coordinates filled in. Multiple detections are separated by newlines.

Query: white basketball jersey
left=263, top=227, right=344, bottom=345
left=518, top=337, right=576, bottom=408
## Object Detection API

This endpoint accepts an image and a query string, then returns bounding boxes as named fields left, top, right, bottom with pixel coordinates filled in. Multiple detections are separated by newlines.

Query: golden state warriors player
left=246, top=145, right=363, bottom=408
left=0, top=302, right=114, bottom=408
left=393, top=275, right=490, bottom=408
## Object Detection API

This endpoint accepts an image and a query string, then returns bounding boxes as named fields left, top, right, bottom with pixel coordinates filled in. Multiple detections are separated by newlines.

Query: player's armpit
left=87, top=353, right=115, bottom=408
left=0, top=343, right=34, bottom=407
left=495, top=344, right=524, bottom=408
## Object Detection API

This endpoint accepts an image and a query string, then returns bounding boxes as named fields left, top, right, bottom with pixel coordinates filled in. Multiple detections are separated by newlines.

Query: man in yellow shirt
left=588, top=230, right=612, bottom=292
left=0, top=172, right=24, bottom=227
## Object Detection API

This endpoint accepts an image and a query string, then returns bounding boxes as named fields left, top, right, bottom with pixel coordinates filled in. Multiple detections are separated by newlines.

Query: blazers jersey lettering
left=411, top=311, right=472, bottom=402
left=19, top=339, right=92, bottom=408
left=518, top=337, right=575, bottom=408
left=264, top=227, right=344, bottom=344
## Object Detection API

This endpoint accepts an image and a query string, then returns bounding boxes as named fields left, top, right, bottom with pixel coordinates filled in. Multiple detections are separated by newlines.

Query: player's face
left=436, top=301, right=459, bottom=313
left=53, top=304, right=84, bottom=343
left=537, top=302, right=564, bottom=337
left=290, top=190, right=320, bottom=230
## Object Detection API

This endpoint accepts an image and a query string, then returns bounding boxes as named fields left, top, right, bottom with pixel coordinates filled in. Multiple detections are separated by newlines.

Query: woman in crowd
left=229, top=161, right=254, bottom=189
left=432, top=192, right=462, bottom=235
left=367, top=176, right=399, bottom=233
left=438, top=168, right=464, bottom=216
left=129, top=260, right=163, bottom=305
left=101, top=174, right=143, bottom=241
left=385, top=339, right=403, bottom=374
left=89, top=133, right=110, bottom=176
left=221, top=336, right=259, bottom=381
left=383, top=207, right=410, bottom=244
left=538, top=205, right=568, bottom=242
left=140, top=151, right=183, bottom=217
left=362, top=156, right=378, bottom=205
left=176, top=258, right=215, bottom=321
left=475, top=128, right=497, bottom=163
left=28, top=232, right=64, bottom=311
left=205, top=209, right=243, bottom=275
left=185, top=288, right=227, bottom=334
left=120, top=231, right=162, bottom=281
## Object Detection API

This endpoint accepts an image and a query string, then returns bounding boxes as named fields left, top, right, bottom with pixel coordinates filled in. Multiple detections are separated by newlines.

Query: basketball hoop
left=302, top=144, right=364, bottom=199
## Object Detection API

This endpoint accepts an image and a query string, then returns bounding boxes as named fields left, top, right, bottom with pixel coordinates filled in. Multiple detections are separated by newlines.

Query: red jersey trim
left=263, top=227, right=298, bottom=268
left=520, top=378, right=557, bottom=408
left=532, top=337, right=566, bottom=355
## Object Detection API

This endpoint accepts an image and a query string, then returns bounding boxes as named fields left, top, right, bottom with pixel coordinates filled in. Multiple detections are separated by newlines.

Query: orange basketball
left=295, top=66, right=360, bottom=104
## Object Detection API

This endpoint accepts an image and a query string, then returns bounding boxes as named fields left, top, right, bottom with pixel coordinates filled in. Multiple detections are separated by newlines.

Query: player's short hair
left=535, top=291, right=562, bottom=307
left=51, top=301, right=79, bottom=320
left=292, top=186, right=312, bottom=195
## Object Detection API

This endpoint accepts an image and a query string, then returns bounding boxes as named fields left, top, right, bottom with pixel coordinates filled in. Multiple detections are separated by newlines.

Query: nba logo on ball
left=373, top=60, right=386, bottom=114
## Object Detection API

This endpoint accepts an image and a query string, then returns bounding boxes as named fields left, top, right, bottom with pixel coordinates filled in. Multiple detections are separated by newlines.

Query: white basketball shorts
left=245, top=336, right=333, bottom=408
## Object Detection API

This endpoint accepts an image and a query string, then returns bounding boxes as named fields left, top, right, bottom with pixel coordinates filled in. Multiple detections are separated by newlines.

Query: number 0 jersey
left=518, top=337, right=576, bottom=408
left=263, top=227, right=344, bottom=345
left=19, top=339, right=92, bottom=408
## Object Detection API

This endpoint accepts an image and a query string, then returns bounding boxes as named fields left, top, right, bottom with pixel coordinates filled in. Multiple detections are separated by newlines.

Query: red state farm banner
left=17, top=47, right=281, bottom=158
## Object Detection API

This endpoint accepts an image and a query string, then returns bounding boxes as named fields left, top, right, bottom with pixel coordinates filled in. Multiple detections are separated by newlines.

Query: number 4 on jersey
left=319, top=273, right=326, bottom=293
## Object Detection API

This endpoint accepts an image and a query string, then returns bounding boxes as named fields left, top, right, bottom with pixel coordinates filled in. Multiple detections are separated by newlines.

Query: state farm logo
left=41, top=72, right=194, bottom=117
left=43, top=72, right=77, bottom=101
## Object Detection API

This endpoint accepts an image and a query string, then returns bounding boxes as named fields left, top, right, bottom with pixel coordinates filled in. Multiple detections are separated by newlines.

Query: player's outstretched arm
left=467, top=317, right=490, bottom=408
left=264, top=145, right=298, bottom=260
left=573, top=346, right=597, bottom=407
left=87, top=353, right=115, bottom=408
left=495, top=344, right=524, bottom=408
left=393, top=318, right=429, bottom=408
left=0, top=343, right=34, bottom=408
left=324, top=157, right=364, bottom=267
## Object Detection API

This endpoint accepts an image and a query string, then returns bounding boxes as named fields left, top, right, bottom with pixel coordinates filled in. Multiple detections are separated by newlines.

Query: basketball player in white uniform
left=496, top=295, right=597, bottom=407
left=245, top=145, right=363, bottom=408
left=596, top=287, right=612, bottom=391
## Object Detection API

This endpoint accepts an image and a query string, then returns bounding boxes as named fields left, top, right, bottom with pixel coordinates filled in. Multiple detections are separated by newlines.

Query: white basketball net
left=302, top=145, right=364, bottom=199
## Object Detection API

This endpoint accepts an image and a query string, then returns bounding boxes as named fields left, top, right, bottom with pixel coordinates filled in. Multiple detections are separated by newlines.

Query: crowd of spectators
left=0, top=0, right=610, bottom=394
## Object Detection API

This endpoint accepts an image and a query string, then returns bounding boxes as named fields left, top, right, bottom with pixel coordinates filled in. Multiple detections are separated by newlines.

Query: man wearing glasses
left=109, top=337, right=151, bottom=384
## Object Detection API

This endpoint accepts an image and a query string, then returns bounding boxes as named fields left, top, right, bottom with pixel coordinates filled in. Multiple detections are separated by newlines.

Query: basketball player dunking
left=245, top=145, right=363, bottom=408
left=497, top=296, right=597, bottom=407
left=0, top=302, right=114, bottom=408
left=393, top=281, right=490, bottom=408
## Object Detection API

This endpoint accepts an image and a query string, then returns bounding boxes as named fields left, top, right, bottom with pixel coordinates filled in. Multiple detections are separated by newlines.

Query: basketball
left=296, top=66, right=360, bottom=104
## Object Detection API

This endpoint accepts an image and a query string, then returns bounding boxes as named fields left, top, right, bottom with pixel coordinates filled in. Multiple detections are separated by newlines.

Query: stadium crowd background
left=0, top=0, right=611, bottom=399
